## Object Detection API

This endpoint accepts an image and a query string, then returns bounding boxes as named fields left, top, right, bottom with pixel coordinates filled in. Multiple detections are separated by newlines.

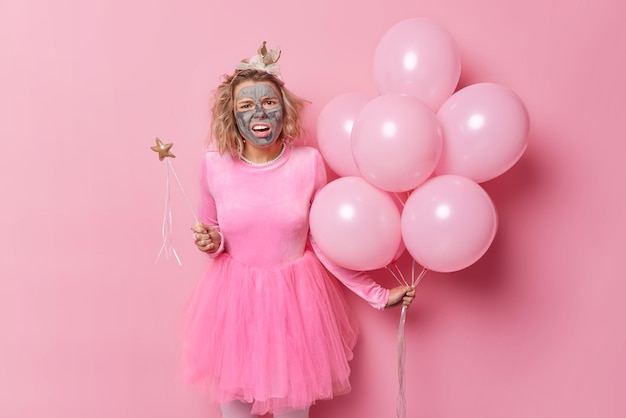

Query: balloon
left=310, top=176, right=402, bottom=271
left=435, top=83, right=530, bottom=183
left=390, top=192, right=409, bottom=262
left=351, top=94, right=442, bottom=193
left=373, top=17, right=461, bottom=111
left=317, top=92, right=372, bottom=177
left=392, top=240, right=406, bottom=263
left=401, top=175, right=498, bottom=272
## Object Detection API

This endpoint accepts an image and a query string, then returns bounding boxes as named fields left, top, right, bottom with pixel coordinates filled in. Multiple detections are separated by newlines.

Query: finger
left=191, top=223, right=208, bottom=233
left=193, top=234, right=205, bottom=242
left=196, top=242, right=214, bottom=251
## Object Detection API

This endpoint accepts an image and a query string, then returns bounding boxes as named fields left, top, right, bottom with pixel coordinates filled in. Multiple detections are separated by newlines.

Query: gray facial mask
left=235, top=84, right=284, bottom=147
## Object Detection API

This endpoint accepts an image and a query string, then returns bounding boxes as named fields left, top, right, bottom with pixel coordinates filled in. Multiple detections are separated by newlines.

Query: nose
left=254, top=103, right=267, bottom=118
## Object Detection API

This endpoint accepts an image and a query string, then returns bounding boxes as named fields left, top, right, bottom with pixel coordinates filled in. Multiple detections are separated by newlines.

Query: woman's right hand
left=191, top=222, right=222, bottom=253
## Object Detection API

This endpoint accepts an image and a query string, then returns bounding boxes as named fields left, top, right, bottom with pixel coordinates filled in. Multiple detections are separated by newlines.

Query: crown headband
left=236, top=41, right=282, bottom=80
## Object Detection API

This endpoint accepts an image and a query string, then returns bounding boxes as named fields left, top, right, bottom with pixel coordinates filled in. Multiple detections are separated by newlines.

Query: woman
left=185, top=42, right=415, bottom=418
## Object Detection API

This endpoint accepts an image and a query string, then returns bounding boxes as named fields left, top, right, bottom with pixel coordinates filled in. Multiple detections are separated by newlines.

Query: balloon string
left=396, top=263, right=410, bottom=286
left=156, top=164, right=182, bottom=265
left=396, top=262, right=427, bottom=418
left=166, top=158, right=198, bottom=223
left=386, top=263, right=409, bottom=286
left=397, top=305, right=408, bottom=418
left=393, top=192, right=406, bottom=207
left=413, top=266, right=428, bottom=287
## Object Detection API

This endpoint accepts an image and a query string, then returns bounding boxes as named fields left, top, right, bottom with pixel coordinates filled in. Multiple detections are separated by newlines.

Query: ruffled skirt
left=182, top=251, right=358, bottom=415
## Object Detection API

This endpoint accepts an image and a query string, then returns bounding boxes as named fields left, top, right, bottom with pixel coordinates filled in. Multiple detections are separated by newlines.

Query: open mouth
left=251, top=123, right=272, bottom=138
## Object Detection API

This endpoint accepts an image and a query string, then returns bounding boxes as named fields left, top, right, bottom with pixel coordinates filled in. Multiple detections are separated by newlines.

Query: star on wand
left=151, top=137, right=176, bottom=160
left=151, top=138, right=197, bottom=265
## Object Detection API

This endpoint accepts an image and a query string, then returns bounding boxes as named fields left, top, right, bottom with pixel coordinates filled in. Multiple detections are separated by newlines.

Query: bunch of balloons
left=311, top=17, right=529, bottom=273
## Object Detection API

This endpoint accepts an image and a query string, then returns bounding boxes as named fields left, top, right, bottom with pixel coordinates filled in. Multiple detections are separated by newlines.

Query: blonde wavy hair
left=210, top=68, right=307, bottom=156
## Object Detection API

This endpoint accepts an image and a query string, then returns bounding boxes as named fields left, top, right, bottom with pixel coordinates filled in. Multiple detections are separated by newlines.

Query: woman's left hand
left=386, top=286, right=416, bottom=309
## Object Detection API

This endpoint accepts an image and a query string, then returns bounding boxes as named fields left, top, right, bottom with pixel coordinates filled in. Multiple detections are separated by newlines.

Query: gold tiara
left=236, top=41, right=282, bottom=80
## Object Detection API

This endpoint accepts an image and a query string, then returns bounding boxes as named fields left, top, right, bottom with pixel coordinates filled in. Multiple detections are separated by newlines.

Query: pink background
left=1, top=0, right=625, bottom=417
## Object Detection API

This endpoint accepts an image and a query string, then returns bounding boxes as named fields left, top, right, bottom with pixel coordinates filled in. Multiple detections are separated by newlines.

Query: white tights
left=220, top=401, right=309, bottom=418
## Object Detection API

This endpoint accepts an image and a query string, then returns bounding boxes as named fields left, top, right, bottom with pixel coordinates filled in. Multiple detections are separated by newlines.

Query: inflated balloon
left=390, top=192, right=409, bottom=262
left=310, top=176, right=402, bottom=271
left=351, top=94, right=442, bottom=193
left=392, top=240, right=406, bottom=263
left=317, top=92, right=372, bottom=177
left=435, top=83, right=530, bottom=183
left=373, top=17, right=461, bottom=111
left=401, top=175, right=498, bottom=272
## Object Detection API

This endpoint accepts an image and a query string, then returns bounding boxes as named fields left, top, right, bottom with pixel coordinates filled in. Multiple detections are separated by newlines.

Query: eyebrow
left=236, top=95, right=278, bottom=103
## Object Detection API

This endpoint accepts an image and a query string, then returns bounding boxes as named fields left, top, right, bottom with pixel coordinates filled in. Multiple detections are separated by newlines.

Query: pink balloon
left=392, top=240, right=406, bottom=263
left=401, top=175, right=498, bottom=273
left=435, top=83, right=530, bottom=183
left=317, top=92, right=373, bottom=177
left=390, top=192, right=408, bottom=262
left=351, top=94, right=442, bottom=193
left=310, top=176, right=402, bottom=271
left=373, top=17, right=461, bottom=111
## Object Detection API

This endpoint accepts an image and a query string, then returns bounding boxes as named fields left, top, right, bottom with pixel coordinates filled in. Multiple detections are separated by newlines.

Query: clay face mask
left=235, top=83, right=283, bottom=147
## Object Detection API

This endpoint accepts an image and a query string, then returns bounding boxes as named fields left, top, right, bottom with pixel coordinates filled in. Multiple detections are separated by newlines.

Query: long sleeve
left=309, top=149, right=389, bottom=310
left=198, top=152, right=225, bottom=257
left=311, top=236, right=389, bottom=310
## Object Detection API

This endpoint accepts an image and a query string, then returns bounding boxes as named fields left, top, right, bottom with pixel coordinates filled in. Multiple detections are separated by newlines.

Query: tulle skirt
left=182, top=251, right=358, bottom=415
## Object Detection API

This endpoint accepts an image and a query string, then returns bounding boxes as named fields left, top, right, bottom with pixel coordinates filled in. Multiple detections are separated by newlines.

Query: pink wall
left=1, top=0, right=625, bottom=417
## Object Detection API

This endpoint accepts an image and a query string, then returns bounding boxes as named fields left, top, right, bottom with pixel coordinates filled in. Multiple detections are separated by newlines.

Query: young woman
left=185, top=42, right=415, bottom=418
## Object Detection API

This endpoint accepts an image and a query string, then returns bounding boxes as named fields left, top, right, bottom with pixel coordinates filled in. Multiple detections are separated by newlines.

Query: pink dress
left=183, top=145, right=389, bottom=415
